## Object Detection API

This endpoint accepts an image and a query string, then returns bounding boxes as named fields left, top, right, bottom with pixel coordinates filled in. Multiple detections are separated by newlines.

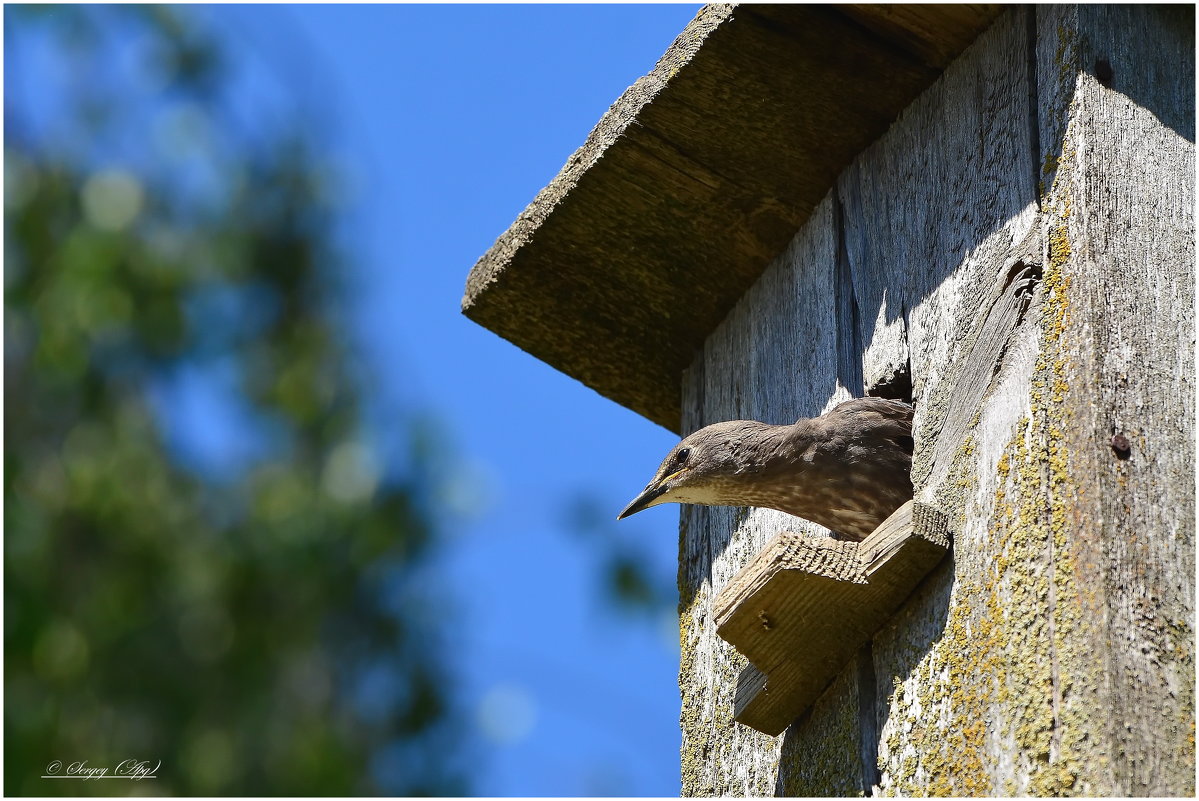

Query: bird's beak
left=617, top=468, right=684, bottom=520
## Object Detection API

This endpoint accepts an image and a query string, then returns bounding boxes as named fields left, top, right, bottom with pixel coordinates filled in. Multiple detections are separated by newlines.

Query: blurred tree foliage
left=5, top=6, right=466, bottom=795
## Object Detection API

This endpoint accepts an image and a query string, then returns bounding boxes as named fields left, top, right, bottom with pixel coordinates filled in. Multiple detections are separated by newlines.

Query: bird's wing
left=800, top=397, right=913, bottom=427
left=807, top=397, right=914, bottom=451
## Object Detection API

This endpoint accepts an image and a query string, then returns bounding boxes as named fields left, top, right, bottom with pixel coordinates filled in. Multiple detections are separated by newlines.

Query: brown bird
left=617, top=397, right=914, bottom=540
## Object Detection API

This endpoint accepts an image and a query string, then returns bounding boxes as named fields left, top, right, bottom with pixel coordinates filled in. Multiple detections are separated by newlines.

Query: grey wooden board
left=679, top=7, right=1038, bottom=793
left=462, top=4, right=1002, bottom=431
left=712, top=501, right=949, bottom=737
left=678, top=5, right=1193, bottom=796
left=1033, top=6, right=1195, bottom=794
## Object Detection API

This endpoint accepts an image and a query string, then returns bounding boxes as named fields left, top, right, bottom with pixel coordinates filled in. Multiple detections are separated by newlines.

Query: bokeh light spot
left=436, top=457, right=494, bottom=523
left=322, top=440, right=380, bottom=503
left=476, top=683, right=536, bottom=746
left=81, top=169, right=144, bottom=231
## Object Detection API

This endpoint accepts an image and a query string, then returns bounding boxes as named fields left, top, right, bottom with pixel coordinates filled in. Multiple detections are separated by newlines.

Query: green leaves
left=5, top=7, right=464, bottom=795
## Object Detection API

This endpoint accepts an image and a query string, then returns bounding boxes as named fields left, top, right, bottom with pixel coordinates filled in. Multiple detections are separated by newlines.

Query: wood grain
left=712, top=501, right=949, bottom=736
left=1038, top=6, right=1195, bottom=793
left=462, top=4, right=1002, bottom=431
left=678, top=5, right=1192, bottom=796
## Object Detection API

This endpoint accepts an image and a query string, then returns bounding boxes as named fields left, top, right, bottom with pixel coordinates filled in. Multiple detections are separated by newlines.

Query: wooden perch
left=713, top=500, right=950, bottom=736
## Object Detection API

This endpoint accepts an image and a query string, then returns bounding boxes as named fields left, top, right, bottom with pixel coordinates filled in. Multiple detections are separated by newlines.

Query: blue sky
left=221, top=4, right=700, bottom=795
left=7, top=3, right=703, bottom=794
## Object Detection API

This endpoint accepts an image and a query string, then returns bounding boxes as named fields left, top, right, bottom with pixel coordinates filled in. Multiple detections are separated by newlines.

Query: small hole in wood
left=867, top=359, right=913, bottom=405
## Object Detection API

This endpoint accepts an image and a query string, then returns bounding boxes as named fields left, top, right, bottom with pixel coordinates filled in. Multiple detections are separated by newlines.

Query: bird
left=617, top=397, right=914, bottom=540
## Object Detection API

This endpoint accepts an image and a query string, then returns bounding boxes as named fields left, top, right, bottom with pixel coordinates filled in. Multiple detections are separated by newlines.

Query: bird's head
left=616, top=420, right=777, bottom=519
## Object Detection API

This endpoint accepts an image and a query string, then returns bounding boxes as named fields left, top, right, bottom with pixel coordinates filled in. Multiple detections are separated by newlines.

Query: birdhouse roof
left=460, top=4, right=1002, bottom=433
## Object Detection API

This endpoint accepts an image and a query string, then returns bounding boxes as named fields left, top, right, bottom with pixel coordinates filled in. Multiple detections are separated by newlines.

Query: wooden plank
left=860, top=495, right=949, bottom=574
left=712, top=501, right=949, bottom=736
left=1035, top=6, right=1195, bottom=794
left=677, top=5, right=1192, bottom=796
left=871, top=6, right=1195, bottom=796
left=840, top=4, right=1010, bottom=69
left=677, top=190, right=844, bottom=797
left=917, top=247, right=1043, bottom=494
left=680, top=7, right=1037, bottom=795
left=462, top=4, right=1003, bottom=431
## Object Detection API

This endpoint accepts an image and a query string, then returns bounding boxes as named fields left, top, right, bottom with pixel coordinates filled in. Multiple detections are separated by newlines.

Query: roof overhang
left=462, top=4, right=1003, bottom=432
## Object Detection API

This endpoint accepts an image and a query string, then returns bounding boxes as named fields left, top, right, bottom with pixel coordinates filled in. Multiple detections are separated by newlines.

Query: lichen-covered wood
left=462, top=4, right=1002, bottom=431
left=713, top=501, right=950, bottom=737
left=678, top=5, right=1193, bottom=796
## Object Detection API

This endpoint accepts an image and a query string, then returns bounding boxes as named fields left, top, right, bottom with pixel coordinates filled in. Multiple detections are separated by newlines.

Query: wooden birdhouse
left=462, top=5, right=1194, bottom=796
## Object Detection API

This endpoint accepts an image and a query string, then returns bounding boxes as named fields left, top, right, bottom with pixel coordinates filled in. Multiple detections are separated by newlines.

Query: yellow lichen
left=1042, top=152, right=1059, bottom=176
left=879, top=109, right=1100, bottom=796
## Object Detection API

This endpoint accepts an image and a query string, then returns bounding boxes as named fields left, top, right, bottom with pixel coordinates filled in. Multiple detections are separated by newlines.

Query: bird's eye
left=675, top=447, right=690, bottom=465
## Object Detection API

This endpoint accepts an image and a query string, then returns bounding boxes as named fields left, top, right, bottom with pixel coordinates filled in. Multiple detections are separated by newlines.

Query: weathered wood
left=680, top=8, right=1040, bottom=793
left=679, top=5, right=1192, bottom=796
left=917, top=251, right=1042, bottom=494
left=1034, top=6, right=1195, bottom=794
left=873, top=7, right=1194, bottom=796
left=453, top=0, right=1192, bottom=793
left=712, top=501, right=949, bottom=736
left=679, top=193, right=841, bottom=798
left=860, top=499, right=951, bottom=577
left=839, top=4, right=1010, bottom=69
left=462, top=4, right=1002, bottom=431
